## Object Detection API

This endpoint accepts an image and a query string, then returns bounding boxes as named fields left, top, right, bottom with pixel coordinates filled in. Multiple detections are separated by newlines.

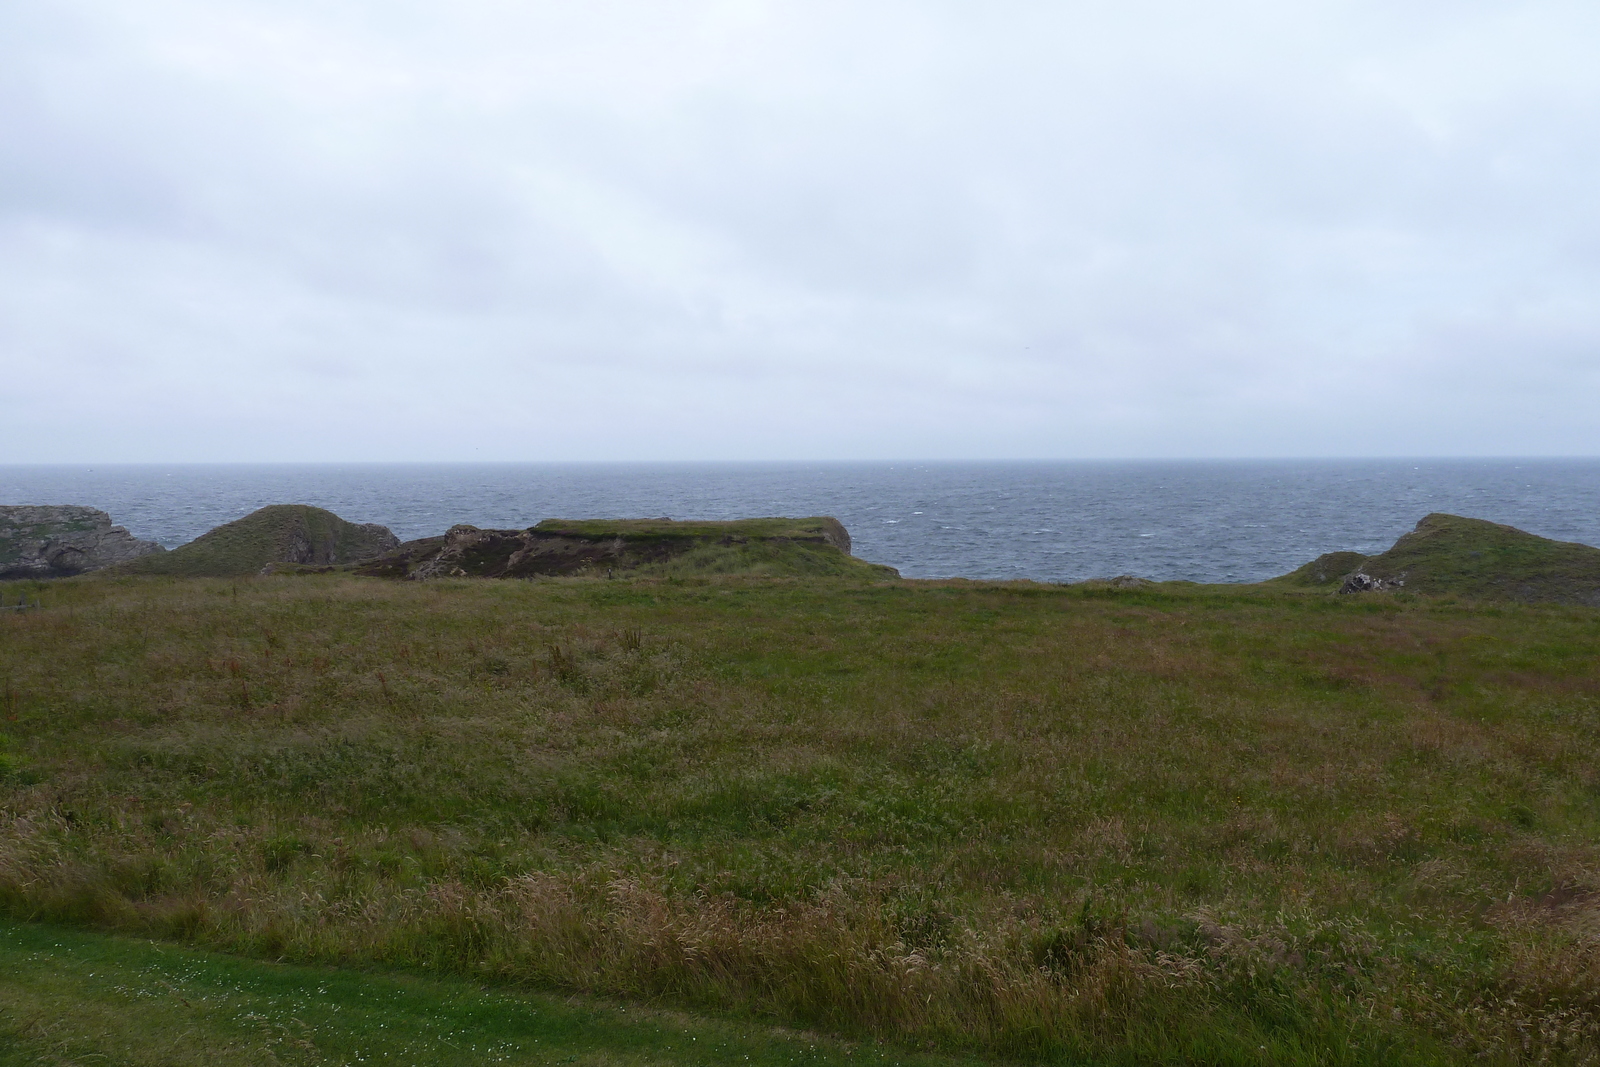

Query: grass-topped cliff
left=1275, top=512, right=1600, bottom=604
left=112, top=505, right=399, bottom=578
left=534, top=516, right=852, bottom=548
left=94, top=508, right=883, bottom=582
left=357, top=516, right=895, bottom=580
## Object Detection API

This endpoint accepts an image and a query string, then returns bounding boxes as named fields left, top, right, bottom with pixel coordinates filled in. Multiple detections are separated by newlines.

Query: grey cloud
left=2, top=1, right=1598, bottom=461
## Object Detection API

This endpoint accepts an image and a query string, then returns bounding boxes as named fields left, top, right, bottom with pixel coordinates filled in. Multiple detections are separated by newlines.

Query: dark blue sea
left=3, top=461, right=1598, bottom=584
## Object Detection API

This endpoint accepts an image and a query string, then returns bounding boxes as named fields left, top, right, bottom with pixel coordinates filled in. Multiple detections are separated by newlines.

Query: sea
left=3, top=460, right=1598, bottom=584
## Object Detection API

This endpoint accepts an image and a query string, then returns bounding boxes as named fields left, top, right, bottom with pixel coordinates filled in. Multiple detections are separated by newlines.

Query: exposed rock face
left=355, top=516, right=880, bottom=580
left=0, top=505, right=165, bottom=579
left=1338, top=571, right=1404, bottom=594
left=360, top=524, right=633, bottom=580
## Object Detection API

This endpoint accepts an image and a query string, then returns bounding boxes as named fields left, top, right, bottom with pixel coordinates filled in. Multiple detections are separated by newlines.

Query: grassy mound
left=357, top=516, right=896, bottom=580
left=114, top=504, right=398, bottom=578
left=1273, top=513, right=1600, bottom=604
left=1273, top=550, right=1371, bottom=587
left=1361, top=513, right=1600, bottom=603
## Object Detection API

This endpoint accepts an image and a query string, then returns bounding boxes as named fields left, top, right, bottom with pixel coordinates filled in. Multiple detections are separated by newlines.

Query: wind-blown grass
left=2, top=573, right=1598, bottom=1063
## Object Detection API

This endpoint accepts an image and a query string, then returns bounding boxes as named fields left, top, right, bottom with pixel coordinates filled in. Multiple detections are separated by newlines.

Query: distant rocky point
left=1276, top=513, right=1600, bottom=605
left=37, top=502, right=1588, bottom=600
left=354, top=516, right=894, bottom=580
left=112, top=504, right=399, bottom=578
left=0, top=505, right=165, bottom=579
left=17, top=503, right=891, bottom=582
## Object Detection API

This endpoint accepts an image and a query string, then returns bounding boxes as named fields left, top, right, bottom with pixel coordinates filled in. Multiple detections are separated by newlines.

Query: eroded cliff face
left=358, top=524, right=680, bottom=579
left=0, top=506, right=165, bottom=579
left=352, top=516, right=887, bottom=580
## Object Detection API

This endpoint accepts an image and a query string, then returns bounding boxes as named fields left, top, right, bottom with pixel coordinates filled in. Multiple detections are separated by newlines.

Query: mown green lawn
left=0, top=920, right=962, bottom=1067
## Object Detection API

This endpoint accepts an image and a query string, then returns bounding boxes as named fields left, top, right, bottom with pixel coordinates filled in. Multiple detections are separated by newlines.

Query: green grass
left=1274, top=513, right=1600, bottom=604
left=113, top=505, right=397, bottom=578
left=631, top=540, right=893, bottom=578
left=1362, top=514, right=1600, bottom=604
left=3, top=572, right=1599, bottom=1062
left=532, top=517, right=851, bottom=547
left=0, top=920, right=966, bottom=1066
left=1272, top=552, right=1370, bottom=588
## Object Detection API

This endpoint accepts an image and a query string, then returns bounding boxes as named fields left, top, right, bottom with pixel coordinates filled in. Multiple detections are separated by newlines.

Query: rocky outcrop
left=0, top=505, right=165, bottom=579
left=1338, top=571, right=1404, bottom=594
left=355, top=516, right=888, bottom=580
left=359, top=524, right=639, bottom=580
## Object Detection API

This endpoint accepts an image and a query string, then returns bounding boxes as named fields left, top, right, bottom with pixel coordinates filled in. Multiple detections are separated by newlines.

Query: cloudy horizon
left=3, top=1, right=1598, bottom=463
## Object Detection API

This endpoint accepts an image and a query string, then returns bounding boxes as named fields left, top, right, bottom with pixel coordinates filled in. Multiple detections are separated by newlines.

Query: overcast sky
left=2, top=1, right=1598, bottom=462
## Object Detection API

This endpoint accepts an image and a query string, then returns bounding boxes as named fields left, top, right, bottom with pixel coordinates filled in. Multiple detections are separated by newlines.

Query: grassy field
left=0, top=919, right=959, bottom=1066
left=2, top=572, right=1599, bottom=1063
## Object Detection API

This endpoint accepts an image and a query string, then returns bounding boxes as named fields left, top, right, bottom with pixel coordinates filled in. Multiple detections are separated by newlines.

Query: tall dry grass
left=2, top=574, right=1599, bottom=1062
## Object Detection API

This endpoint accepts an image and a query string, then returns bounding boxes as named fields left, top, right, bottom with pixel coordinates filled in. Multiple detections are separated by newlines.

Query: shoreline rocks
left=0, top=505, right=165, bottom=579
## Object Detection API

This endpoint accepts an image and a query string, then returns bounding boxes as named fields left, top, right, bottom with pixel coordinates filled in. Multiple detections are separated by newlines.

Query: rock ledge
left=0, top=505, right=165, bottom=579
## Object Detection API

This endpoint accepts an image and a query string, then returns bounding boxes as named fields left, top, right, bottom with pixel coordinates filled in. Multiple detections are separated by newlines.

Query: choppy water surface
left=3, top=460, right=1598, bottom=583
